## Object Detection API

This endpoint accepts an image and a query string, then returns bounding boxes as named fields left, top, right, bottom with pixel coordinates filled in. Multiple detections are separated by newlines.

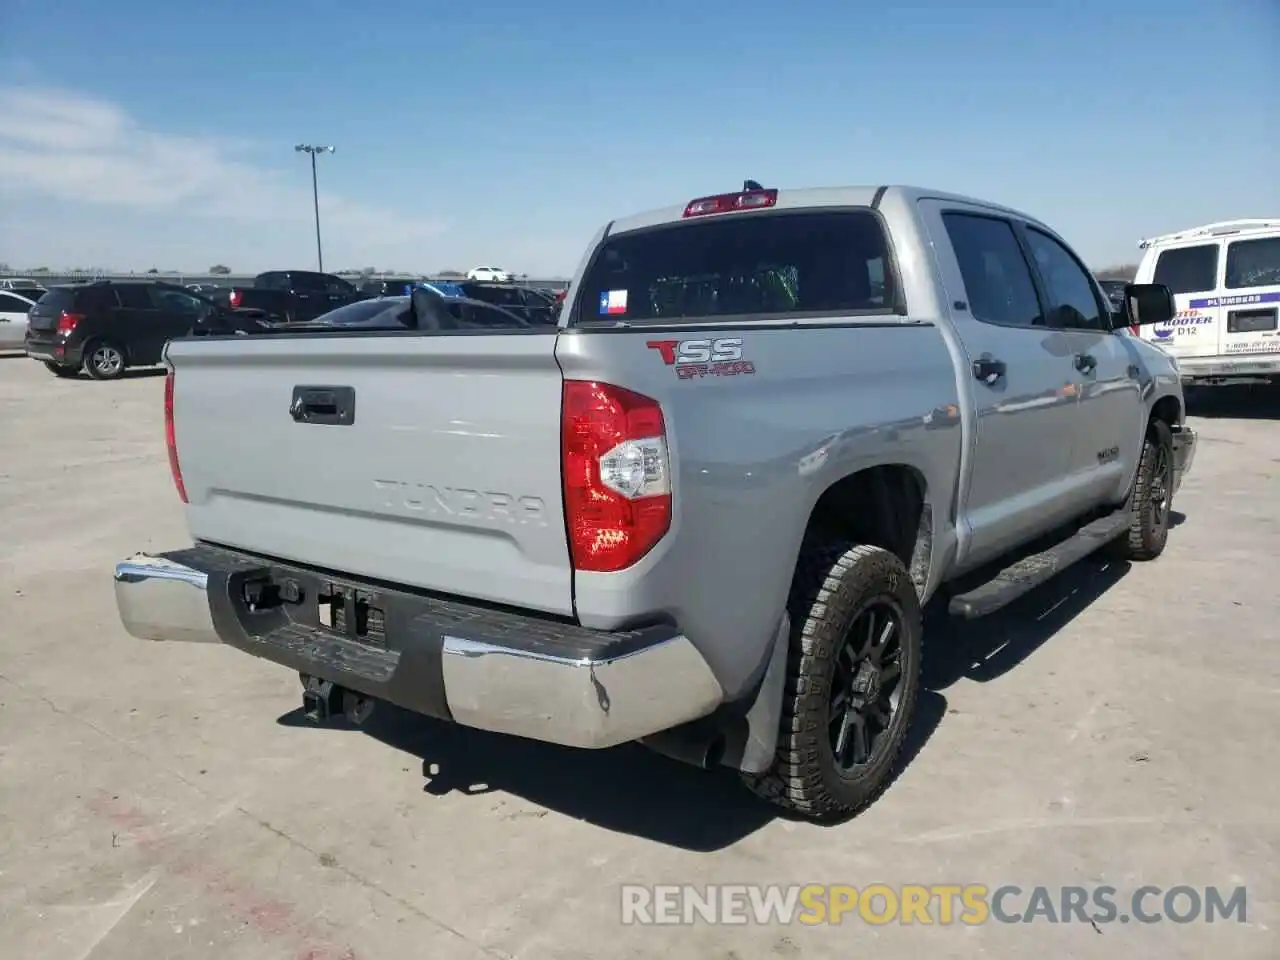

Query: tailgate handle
left=290, top=386, right=355, bottom=425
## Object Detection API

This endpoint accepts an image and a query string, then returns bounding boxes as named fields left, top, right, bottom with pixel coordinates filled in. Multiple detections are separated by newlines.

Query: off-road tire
left=1108, top=419, right=1174, bottom=562
left=742, top=540, right=923, bottom=820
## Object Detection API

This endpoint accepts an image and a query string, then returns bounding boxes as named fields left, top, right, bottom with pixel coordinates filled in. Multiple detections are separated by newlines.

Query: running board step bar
left=948, top=512, right=1130, bottom=619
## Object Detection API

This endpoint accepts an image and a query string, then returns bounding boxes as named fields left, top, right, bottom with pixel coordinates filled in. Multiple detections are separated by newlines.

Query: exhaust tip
left=703, top=733, right=726, bottom=769
left=641, top=724, right=726, bottom=770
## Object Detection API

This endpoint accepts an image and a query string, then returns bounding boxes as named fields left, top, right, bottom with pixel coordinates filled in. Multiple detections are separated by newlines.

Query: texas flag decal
left=599, top=289, right=628, bottom=315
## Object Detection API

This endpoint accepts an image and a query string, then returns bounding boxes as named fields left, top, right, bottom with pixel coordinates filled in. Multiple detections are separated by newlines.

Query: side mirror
left=1118, top=283, right=1175, bottom=328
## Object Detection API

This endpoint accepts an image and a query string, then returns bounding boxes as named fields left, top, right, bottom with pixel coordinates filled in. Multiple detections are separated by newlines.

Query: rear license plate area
left=317, top=583, right=387, bottom=646
left=1227, top=308, right=1277, bottom=333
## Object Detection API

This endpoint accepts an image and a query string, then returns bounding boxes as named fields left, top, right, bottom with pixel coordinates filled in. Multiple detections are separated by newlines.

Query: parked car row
left=7, top=269, right=565, bottom=377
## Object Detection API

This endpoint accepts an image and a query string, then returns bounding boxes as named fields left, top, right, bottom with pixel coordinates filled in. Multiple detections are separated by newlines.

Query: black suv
left=25, top=280, right=218, bottom=380
left=457, top=281, right=557, bottom=324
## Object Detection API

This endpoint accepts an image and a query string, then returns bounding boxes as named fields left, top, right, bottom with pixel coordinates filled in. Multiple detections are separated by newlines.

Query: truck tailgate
left=167, top=333, right=573, bottom=615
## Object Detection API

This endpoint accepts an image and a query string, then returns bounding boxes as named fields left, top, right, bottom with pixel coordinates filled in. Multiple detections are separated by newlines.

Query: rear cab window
left=254, top=272, right=289, bottom=291
left=289, top=273, right=356, bottom=295
left=289, top=273, right=328, bottom=293
left=940, top=213, right=1044, bottom=328
left=572, top=209, right=896, bottom=325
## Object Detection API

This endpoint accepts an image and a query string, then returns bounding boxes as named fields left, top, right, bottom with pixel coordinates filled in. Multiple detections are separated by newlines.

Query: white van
left=1132, top=219, right=1280, bottom=385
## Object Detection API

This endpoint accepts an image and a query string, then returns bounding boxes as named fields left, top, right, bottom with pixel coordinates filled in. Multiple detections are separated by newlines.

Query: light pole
left=294, top=144, right=335, bottom=272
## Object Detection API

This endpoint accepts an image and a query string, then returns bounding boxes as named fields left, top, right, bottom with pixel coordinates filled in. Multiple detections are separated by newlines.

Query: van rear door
left=1216, top=233, right=1280, bottom=361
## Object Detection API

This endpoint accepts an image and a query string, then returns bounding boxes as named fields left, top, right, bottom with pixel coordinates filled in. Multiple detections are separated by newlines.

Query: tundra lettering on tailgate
left=373, top=480, right=548, bottom=526
left=646, top=337, right=756, bottom=380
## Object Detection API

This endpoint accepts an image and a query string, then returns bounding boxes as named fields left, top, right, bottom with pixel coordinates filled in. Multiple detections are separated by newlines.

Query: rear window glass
left=317, top=298, right=409, bottom=326
left=446, top=301, right=531, bottom=328
left=1224, top=237, right=1280, bottom=290
left=463, top=283, right=523, bottom=306
left=0, top=291, right=35, bottom=311
left=115, top=285, right=153, bottom=309
left=34, top=289, right=77, bottom=311
left=292, top=273, right=355, bottom=295
left=289, top=273, right=328, bottom=292
left=575, top=210, right=894, bottom=323
left=1153, top=244, right=1218, bottom=294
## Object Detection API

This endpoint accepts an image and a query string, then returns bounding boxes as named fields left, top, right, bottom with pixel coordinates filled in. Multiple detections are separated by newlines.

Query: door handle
left=972, top=357, right=1006, bottom=385
left=1074, top=353, right=1097, bottom=374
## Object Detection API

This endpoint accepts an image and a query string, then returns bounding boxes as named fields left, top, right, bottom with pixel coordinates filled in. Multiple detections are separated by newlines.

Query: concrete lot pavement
left=1, top=355, right=1277, bottom=959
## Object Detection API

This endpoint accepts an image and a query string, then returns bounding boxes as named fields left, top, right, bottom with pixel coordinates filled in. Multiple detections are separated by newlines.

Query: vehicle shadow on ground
left=270, top=557, right=1135, bottom=848
left=4, top=364, right=168, bottom=379
left=1186, top=384, right=1280, bottom=421
left=279, top=701, right=780, bottom=849
left=54, top=368, right=167, bottom=381
left=922, top=556, right=1131, bottom=690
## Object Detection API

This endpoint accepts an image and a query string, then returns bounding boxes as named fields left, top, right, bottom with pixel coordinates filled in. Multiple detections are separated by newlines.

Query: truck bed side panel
left=168, top=334, right=574, bottom=615
left=555, top=322, right=962, bottom=699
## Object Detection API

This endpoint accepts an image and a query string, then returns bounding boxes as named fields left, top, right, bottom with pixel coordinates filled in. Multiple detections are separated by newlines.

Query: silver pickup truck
left=114, top=184, right=1196, bottom=821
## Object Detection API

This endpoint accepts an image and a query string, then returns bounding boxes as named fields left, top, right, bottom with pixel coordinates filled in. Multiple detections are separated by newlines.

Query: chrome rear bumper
left=113, top=549, right=723, bottom=750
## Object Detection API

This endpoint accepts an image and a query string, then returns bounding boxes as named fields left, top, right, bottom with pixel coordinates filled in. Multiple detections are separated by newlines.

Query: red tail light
left=561, top=381, right=671, bottom=572
left=683, top=188, right=777, bottom=218
left=56, top=311, right=85, bottom=334
left=228, top=289, right=242, bottom=308
left=164, top=370, right=188, bottom=503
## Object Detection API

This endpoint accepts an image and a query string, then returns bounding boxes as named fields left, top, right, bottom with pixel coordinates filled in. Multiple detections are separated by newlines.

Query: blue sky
left=1, top=0, right=1276, bottom=276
